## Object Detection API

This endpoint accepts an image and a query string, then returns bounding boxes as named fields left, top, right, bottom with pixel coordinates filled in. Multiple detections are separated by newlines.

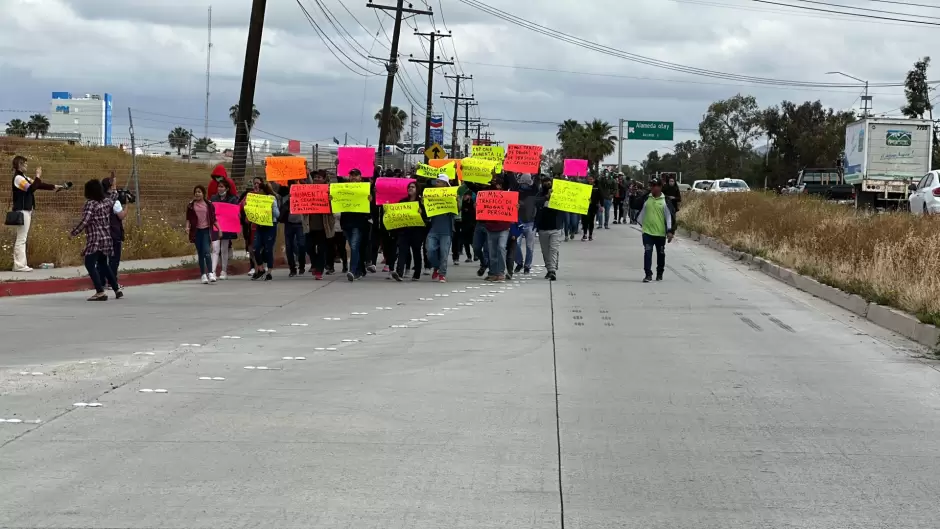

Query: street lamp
left=827, top=71, right=870, bottom=117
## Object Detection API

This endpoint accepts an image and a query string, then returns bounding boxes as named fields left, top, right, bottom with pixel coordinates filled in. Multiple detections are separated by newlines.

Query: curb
left=0, top=259, right=270, bottom=298
left=678, top=227, right=940, bottom=351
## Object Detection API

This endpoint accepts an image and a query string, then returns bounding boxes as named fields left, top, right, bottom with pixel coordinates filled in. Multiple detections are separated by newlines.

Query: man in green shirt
left=637, top=177, right=675, bottom=282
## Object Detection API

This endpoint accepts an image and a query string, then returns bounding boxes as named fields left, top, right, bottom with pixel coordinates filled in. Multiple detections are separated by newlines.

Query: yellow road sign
left=424, top=143, right=447, bottom=160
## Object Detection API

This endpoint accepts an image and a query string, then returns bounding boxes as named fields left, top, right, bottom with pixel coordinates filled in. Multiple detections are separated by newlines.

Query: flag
left=332, top=137, right=340, bottom=144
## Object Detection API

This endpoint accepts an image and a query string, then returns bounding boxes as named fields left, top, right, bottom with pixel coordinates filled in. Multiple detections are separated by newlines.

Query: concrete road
left=1, top=226, right=938, bottom=529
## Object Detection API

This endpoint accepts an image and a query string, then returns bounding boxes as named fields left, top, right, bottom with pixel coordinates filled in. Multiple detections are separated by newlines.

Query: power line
left=295, top=0, right=383, bottom=76
left=784, top=0, right=940, bottom=19
left=670, top=0, right=940, bottom=27
left=751, top=0, right=940, bottom=25
left=307, top=0, right=384, bottom=63
left=860, top=0, right=940, bottom=9
left=455, top=0, right=927, bottom=86
left=333, top=0, right=391, bottom=50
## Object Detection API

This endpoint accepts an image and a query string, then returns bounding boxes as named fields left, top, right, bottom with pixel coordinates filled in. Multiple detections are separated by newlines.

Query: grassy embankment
left=680, top=192, right=940, bottom=327
left=0, top=137, right=218, bottom=270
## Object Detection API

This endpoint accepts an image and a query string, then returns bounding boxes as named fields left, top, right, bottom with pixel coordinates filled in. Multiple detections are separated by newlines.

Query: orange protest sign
left=265, top=156, right=307, bottom=183
left=475, top=190, right=518, bottom=222
left=428, top=158, right=463, bottom=179
left=502, top=144, right=542, bottom=173
left=290, top=184, right=330, bottom=214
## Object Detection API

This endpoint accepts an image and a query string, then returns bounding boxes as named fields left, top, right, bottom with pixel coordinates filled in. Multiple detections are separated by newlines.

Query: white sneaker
left=248, top=268, right=255, bottom=276
left=208, top=273, right=217, bottom=283
left=201, top=274, right=209, bottom=284
left=13, top=266, right=33, bottom=272
left=219, top=272, right=228, bottom=280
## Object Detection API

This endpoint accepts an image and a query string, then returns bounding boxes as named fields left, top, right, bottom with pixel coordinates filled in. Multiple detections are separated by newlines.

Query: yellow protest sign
left=422, top=187, right=458, bottom=217
left=548, top=179, right=592, bottom=215
left=417, top=161, right=456, bottom=180
left=244, top=193, right=275, bottom=226
left=383, top=202, right=425, bottom=230
left=460, top=157, right=497, bottom=184
left=471, top=145, right=504, bottom=172
left=329, top=182, right=371, bottom=213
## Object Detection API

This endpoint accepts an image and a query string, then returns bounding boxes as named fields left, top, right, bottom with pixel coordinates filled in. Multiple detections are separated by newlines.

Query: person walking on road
left=425, top=175, right=455, bottom=283
left=303, top=170, right=333, bottom=280
left=340, top=168, right=372, bottom=282
left=249, top=182, right=279, bottom=281
left=535, top=176, right=564, bottom=281
left=279, top=184, right=306, bottom=277
left=186, top=185, right=220, bottom=284
left=391, top=181, right=426, bottom=282
left=662, top=175, right=682, bottom=214
left=637, top=177, right=675, bottom=283
left=101, top=173, right=128, bottom=291
left=209, top=178, right=239, bottom=280
left=70, top=179, right=123, bottom=301
left=513, top=173, right=539, bottom=275
left=9, top=155, right=66, bottom=272
left=457, top=184, right=475, bottom=263
left=581, top=175, right=602, bottom=241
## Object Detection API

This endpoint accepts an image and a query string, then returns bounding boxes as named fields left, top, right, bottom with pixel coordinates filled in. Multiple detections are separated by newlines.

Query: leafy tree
left=762, top=100, right=855, bottom=187
left=542, top=148, right=564, bottom=175
left=699, top=94, right=763, bottom=176
left=901, top=57, right=932, bottom=119
left=167, top=127, right=192, bottom=155
left=555, top=119, right=617, bottom=171
left=229, top=104, right=261, bottom=130
left=26, top=114, right=50, bottom=139
left=374, top=106, right=408, bottom=145
left=192, top=137, right=217, bottom=153
left=4, top=119, right=28, bottom=137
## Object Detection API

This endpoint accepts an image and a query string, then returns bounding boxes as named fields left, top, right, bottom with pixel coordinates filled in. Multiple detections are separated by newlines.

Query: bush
left=681, top=192, right=940, bottom=326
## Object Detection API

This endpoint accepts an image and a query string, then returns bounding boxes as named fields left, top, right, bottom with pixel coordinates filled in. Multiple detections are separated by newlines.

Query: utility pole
left=410, top=30, right=453, bottom=163
left=455, top=105, right=479, bottom=153
left=481, top=130, right=502, bottom=145
left=369, top=0, right=432, bottom=166
left=473, top=122, right=489, bottom=143
left=232, top=0, right=266, bottom=184
left=441, top=74, right=472, bottom=156
left=204, top=5, right=212, bottom=142
left=617, top=118, right=624, bottom=173
left=410, top=102, right=417, bottom=155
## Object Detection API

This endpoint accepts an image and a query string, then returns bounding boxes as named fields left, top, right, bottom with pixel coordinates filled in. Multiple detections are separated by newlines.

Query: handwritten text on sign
left=548, top=179, right=592, bottom=215
left=383, top=202, right=425, bottom=230
left=329, top=182, right=371, bottom=213
left=417, top=161, right=457, bottom=180
left=475, top=190, right=519, bottom=222
left=244, top=193, right=275, bottom=226
left=290, top=184, right=331, bottom=214
left=422, top=187, right=458, bottom=217
left=265, top=156, right=307, bottom=183
left=503, top=144, right=542, bottom=173
left=460, top=157, right=497, bottom=184
left=471, top=145, right=505, bottom=172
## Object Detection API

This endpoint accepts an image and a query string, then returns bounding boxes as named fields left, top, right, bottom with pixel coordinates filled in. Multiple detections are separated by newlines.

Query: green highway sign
left=627, top=120, right=674, bottom=141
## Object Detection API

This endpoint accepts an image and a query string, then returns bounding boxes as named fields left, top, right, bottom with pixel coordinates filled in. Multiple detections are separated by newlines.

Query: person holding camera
left=8, top=155, right=67, bottom=272
left=102, top=173, right=130, bottom=290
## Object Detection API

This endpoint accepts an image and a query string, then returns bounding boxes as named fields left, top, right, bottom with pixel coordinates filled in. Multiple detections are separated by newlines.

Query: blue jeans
left=253, top=225, right=276, bottom=269
left=601, top=198, right=613, bottom=227
left=566, top=213, right=580, bottom=238
left=485, top=230, right=509, bottom=276
left=194, top=228, right=212, bottom=275
left=426, top=231, right=452, bottom=276
left=473, top=223, right=490, bottom=268
left=346, top=225, right=365, bottom=277
left=514, top=222, right=536, bottom=269
left=642, top=233, right=666, bottom=277
left=284, top=222, right=305, bottom=272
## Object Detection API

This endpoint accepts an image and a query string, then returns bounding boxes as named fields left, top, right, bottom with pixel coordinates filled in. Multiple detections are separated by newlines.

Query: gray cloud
left=1, top=0, right=934, bottom=163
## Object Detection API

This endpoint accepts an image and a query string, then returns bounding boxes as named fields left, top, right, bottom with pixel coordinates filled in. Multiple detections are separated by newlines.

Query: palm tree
left=581, top=119, right=617, bottom=170
left=556, top=119, right=582, bottom=144
left=374, top=106, right=408, bottom=145
left=4, top=119, right=28, bottom=137
left=192, top=137, right=217, bottom=153
left=26, top=114, right=50, bottom=139
left=229, top=104, right=260, bottom=130
left=167, top=127, right=192, bottom=155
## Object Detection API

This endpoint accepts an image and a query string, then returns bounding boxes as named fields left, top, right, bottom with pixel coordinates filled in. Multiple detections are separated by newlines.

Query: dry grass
left=0, top=137, right=216, bottom=269
left=680, top=192, right=940, bottom=327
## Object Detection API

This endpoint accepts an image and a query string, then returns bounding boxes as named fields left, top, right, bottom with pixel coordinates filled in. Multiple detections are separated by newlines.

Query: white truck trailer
left=843, top=117, right=933, bottom=208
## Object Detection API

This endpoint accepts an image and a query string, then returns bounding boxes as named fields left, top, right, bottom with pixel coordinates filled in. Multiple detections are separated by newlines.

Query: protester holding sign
left=278, top=184, right=306, bottom=277
left=390, top=181, right=427, bottom=282
left=209, top=178, right=240, bottom=280
left=581, top=175, right=602, bottom=242
left=338, top=169, right=372, bottom=282
left=246, top=184, right=279, bottom=281
left=422, top=175, right=456, bottom=283
left=535, top=176, right=566, bottom=281
left=301, top=170, right=334, bottom=280
left=238, top=177, right=263, bottom=275
left=476, top=183, right=517, bottom=282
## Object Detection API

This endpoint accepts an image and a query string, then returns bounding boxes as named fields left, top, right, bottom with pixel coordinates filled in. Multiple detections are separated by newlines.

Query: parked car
left=707, top=178, right=750, bottom=193
left=677, top=183, right=691, bottom=192
left=908, top=170, right=940, bottom=215
left=795, top=168, right=855, bottom=201
left=691, top=180, right=713, bottom=192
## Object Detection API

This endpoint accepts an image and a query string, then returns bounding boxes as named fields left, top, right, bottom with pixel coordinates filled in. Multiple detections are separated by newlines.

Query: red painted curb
left=0, top=258, right=289, bottom=298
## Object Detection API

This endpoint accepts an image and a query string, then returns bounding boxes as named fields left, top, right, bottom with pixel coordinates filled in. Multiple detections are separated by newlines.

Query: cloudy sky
left=1, top=0, right=937, bottom=164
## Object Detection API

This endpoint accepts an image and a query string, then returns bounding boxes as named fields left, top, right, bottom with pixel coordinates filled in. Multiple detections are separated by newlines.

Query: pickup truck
left=790, top=168, right=855, bottom=200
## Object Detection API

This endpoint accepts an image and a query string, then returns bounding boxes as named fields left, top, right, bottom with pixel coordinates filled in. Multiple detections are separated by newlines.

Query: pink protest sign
left=337, top=147, right=376, bottom=178
left=214, top=202, right=241, bottom=234
left=563, top=159, right=588, bottom=177
left=375, top=177, right=415, bottom=205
